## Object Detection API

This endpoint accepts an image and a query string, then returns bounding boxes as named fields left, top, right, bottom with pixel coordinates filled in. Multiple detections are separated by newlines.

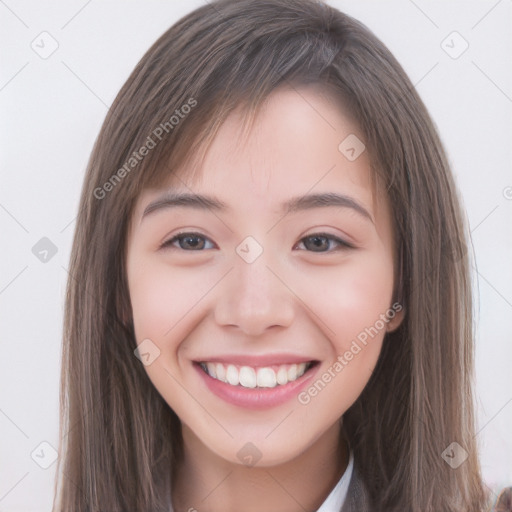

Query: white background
left=1, top=1, right=511, bottom=510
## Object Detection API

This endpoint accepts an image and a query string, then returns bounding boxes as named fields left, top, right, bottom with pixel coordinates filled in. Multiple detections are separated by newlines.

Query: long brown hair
left=54, top=0, right=490, bottom=510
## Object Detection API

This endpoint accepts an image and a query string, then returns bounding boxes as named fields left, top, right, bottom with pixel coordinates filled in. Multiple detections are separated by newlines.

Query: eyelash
left=160, top=231, right=354, bottom=253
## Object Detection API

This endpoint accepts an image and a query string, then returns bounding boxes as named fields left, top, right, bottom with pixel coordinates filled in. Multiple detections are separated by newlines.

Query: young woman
left=54, top=0, right=505, bottom=510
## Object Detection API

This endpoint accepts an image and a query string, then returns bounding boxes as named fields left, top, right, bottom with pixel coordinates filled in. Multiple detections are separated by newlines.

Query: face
left=126, top=86, right=403, bottom=467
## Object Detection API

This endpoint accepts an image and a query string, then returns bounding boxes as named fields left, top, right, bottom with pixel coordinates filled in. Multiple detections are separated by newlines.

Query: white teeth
left=201, top=361, right=311, bottom=388
left=206, top=362, right=217, bottom=379
left=239, top=366, right=257, bottom=388
left=276, top=366, right=288, bottom=385
left=256, top=368, right=277, bottom=388
left=287, top=364, right=298, bottom=381
left=226, top=364, right=239, bottom=386
left=215, top=363, right=226, bottom=382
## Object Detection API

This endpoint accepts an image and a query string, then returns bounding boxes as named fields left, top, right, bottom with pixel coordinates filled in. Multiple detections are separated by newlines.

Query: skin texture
left=126, top=86, right=403, bottom=512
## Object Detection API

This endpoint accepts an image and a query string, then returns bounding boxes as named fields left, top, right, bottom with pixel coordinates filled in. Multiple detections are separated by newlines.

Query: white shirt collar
left=315, top=449, right=354, bottom=512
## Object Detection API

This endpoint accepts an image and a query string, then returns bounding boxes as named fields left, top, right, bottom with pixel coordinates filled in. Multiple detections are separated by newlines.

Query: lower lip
left=194, top=363, right=319, bottom=410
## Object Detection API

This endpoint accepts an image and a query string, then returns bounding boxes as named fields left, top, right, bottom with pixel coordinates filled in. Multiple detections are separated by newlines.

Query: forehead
left=159, top=86, right=374, bottom=208
left=128, top=85, right=395, bottom=254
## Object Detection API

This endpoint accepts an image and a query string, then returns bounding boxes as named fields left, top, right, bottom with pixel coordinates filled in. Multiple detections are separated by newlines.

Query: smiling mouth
left=197, top=361, right=318, bottom=388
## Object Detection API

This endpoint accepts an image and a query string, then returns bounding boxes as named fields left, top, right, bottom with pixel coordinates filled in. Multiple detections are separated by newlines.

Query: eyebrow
left=141, top=191, right=373, bottom=223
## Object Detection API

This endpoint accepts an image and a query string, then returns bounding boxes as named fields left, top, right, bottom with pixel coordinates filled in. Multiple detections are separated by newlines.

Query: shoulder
left=341, top=471, right=512, bottom=512
left=490, top=487, right=512, bottom=512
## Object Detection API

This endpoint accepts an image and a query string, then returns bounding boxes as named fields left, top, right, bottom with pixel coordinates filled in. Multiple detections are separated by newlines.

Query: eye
left=161, top=232, right=215, bottom=251
left=160, top=231, right=353, bottom=252
left=295, top=232, right=353, bottom=253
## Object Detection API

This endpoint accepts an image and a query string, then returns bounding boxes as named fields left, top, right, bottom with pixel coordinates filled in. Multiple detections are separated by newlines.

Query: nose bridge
left=214, top=241, right=294, bottom=335
left=236, top=251, right=274, bottom=306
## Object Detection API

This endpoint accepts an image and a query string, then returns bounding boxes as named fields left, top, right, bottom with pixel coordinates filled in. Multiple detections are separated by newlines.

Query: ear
left=387, top=245, right=405, bottom=332
left=386, top=303, right=405, bottom=332
left=386, top=305, right=405, bottom=333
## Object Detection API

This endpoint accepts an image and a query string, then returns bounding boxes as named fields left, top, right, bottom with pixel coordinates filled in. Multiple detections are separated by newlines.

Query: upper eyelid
left=295, top=233, right=354, bottom=250
left=163, top=231, right=217, bottom=249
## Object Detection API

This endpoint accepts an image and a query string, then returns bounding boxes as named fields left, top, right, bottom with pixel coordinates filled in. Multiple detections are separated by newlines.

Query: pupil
left=184, top=236, right=202, bottom=249
left=310, top=236, right=327, bottom=251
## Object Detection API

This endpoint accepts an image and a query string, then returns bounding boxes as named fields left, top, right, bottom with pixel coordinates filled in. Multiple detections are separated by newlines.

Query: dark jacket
left=339, top=464, right=371, bottom=511
left=339, top=466, right=512, bottom=512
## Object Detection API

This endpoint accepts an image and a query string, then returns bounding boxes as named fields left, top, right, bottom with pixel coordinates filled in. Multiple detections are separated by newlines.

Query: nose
left=214, top=251, right=295, bottom=336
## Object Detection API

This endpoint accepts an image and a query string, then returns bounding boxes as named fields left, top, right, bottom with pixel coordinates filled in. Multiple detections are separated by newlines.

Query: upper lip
left=194, top=353, right=317, bottom=366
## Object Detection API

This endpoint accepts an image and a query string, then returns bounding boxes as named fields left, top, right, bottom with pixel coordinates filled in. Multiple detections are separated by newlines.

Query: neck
left=172, top=421, right=349, bottom=512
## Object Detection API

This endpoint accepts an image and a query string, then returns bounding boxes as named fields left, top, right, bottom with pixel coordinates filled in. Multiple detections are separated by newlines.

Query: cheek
left=129, top=268, right=173, bottom=342
left=294, top=254, right=393, bottom=418
left=128, top=260, right=211, bottom=347
left=298, top=253, right=394, bottom=349
left=127, top=261, right=212, bottom=411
